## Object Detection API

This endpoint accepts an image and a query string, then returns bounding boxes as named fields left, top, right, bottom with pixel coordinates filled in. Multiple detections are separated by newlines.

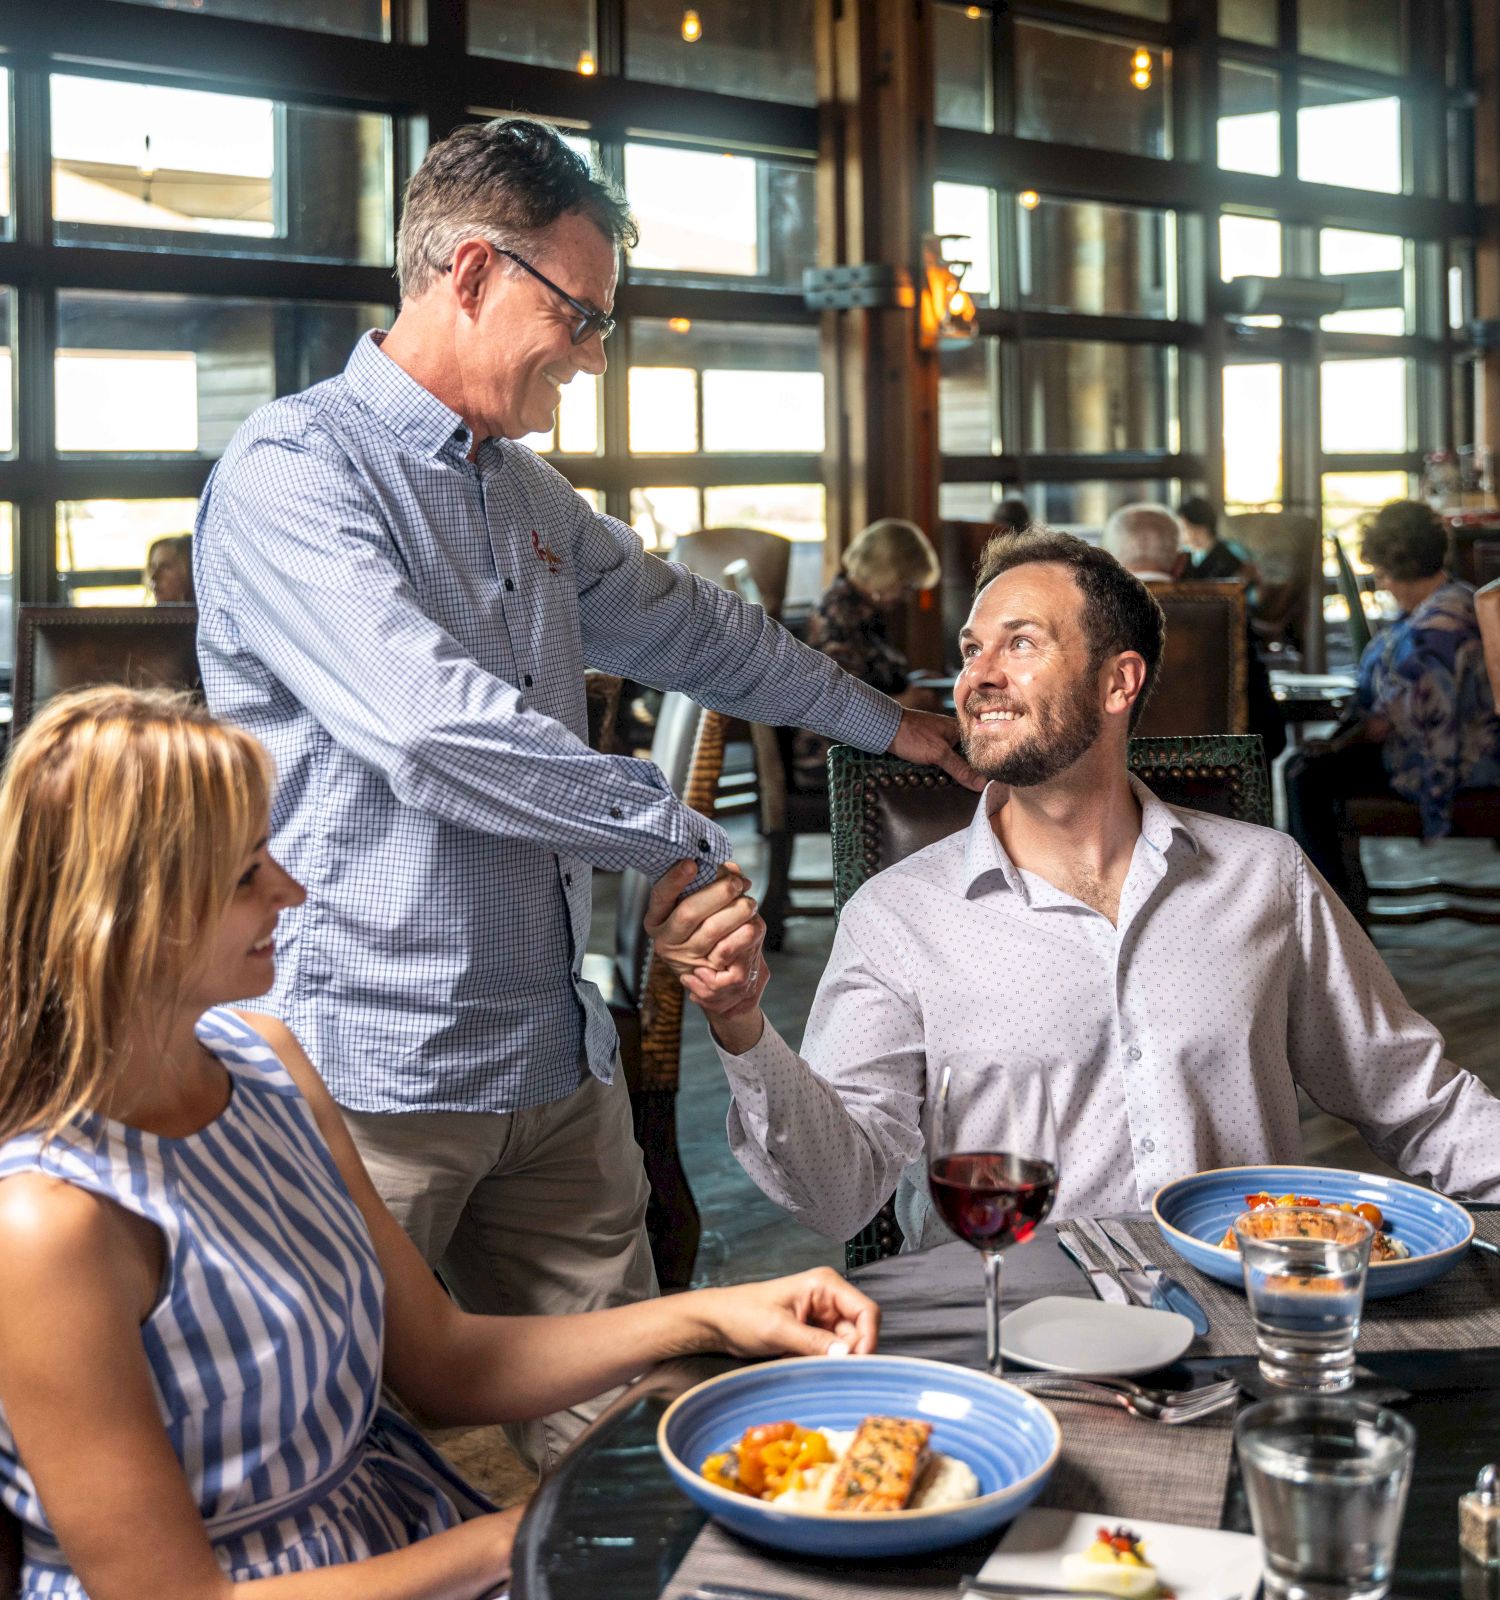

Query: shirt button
left=504, top=577, right=515, bottom=592
left=610, top=806, right=623, bottom=819
left=1142, top=1138, right=1156, bottom=1154
left=564, top=872, right=573, bottom=886
left=1127, top=1046, right=1142, bottom=1061
left=452, top=427, right=464, bottom=441
left=698, top=837, right=710, bottom=852
left=523, top=673, right=533, bottom=687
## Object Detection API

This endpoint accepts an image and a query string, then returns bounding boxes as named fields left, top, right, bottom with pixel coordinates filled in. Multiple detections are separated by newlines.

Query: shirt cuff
left=668, top=805, right=732, bottom=893
left=833, top=677, right=904, bottom=754
left=714, top=1018, right=802, bottom=1119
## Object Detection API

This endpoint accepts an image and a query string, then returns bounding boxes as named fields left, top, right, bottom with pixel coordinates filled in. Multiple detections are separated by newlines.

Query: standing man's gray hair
left=1102, top=502, right=1184, bottom=578
left=396, top=117, right=638, bottom=301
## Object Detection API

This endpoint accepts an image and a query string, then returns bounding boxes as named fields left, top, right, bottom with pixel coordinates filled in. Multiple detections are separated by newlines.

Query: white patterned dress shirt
left=195, top=331, right=900, bottom=1115
left=718, top=777, right=1500, bottom=1248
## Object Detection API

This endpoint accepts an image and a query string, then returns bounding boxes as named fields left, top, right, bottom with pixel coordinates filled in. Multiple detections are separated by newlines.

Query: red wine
left=929, top=1152, right=1058, bottom=1251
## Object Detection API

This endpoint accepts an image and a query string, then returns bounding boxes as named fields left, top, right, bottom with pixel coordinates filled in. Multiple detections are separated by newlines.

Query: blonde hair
left=0, top=688, right=272, bottom=1143
left=842, top=519, right=941, bottom=595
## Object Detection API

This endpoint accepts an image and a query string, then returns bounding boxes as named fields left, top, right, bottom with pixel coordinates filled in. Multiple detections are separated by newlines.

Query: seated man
left=674, top=531, right=1500, bottom=1249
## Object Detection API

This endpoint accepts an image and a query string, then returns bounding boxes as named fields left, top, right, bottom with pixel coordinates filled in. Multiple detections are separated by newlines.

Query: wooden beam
left=815, top=0, right=942, bottom=663
left=1475, top=0, right=1500, bottom=481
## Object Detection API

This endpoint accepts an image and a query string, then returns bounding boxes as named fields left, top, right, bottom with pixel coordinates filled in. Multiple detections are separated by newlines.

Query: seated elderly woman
left=793, top=518, right=942, bottom=791
left=1284, top=500, right=1500, bottom=915
left=0, top=689, right=877, bottom=1600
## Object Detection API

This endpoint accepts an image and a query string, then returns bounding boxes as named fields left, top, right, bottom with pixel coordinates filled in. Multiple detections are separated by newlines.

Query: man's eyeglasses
left=443, top=246, right=615, bottom=345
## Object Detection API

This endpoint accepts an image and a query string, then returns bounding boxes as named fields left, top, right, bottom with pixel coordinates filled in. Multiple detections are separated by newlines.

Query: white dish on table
left=999, top=1296, right=1194, bottom=1376
left=982, top=1507, right=1262, bottom=1600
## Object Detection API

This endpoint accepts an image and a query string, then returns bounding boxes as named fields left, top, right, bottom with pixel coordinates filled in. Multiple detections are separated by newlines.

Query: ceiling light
left=681, top=8, right=702, bottom=42
left=577, top=48, right=597, bottom=75
left=966, top=5, right=983, bottom=16
left=1019, top=189, right=1041, bottom=210
left=668, top=317, right=692, bottom=333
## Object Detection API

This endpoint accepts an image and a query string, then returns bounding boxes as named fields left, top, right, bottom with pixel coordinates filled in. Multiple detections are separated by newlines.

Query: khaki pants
left=341, top=1069, right=658, bottom=1474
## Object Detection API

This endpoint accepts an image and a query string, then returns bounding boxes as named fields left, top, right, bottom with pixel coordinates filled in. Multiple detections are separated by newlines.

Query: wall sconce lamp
left=920, top=233, right=978, bottom=347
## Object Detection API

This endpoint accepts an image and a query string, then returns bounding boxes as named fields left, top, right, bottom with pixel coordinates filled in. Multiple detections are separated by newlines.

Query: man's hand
left=645, top=859, right=761, bottom=991
left=889, top=706, right=984, bottom=790
left=687, top=1268, right=880, bottom=1359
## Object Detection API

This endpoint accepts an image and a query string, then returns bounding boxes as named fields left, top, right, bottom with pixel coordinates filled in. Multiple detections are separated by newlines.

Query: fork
left=1014, top=1374, right=1240, bottom=1423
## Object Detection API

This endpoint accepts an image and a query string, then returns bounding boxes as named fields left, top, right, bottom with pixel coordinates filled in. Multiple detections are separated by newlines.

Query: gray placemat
left=1121, top=1209, right=1500, bottom=1356
left=660, top=1394, right=1236, bottom=1600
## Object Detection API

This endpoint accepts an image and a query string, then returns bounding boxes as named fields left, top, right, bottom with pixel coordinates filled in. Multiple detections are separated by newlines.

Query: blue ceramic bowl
left=657, top=1354, right=1060, bottom=1558
left=1153, top=1164, right=1473, bottom=1300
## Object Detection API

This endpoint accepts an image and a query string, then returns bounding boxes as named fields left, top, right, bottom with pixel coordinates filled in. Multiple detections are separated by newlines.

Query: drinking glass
left=1236, top=1396, right=1415, bottom=1600
left=1234, top=1206, right=1374, bottom=1391
left=929, top=1061, right=1058, bottom=1378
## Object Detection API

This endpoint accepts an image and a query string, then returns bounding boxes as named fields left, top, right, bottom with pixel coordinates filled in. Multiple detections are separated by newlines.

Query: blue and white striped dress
left=0, top=1007, right=493, bottom=1595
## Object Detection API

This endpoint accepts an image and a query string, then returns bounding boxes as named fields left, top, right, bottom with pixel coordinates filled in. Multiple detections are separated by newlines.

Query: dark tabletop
left=512, top=1225, right=1500, bottom=1600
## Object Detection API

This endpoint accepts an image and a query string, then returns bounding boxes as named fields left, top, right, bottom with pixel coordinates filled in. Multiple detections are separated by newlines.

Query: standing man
left=194, top=117, right=969, bottom=1468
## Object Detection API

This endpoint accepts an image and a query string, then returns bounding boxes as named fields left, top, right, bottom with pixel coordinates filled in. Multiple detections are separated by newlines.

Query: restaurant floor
left=424, top=817, right=1500, bottom=1509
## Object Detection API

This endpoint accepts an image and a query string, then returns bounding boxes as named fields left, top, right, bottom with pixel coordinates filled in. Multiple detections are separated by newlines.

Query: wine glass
left=929, top=1060, right=1059, bottom=1379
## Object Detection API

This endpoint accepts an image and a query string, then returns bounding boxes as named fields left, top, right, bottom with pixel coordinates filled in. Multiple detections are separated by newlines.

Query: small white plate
left=999, top=1296, right=1195, bottom=1375
left=981, top=1507, right=1262, bottom=1600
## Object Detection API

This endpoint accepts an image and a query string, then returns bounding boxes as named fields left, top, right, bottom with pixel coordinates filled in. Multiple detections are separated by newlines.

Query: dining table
left=510, top=1210, right=1500, bottom=1600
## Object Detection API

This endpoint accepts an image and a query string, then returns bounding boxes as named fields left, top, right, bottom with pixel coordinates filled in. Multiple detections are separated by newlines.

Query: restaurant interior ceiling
left=0, top=0, right=1495, bottom=670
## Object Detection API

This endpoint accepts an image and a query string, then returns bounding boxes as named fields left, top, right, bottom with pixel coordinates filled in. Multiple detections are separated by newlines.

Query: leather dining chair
left=670, top=527, right=792, bottom=621
left=580, top=689, right=727, bottom=1289
left=1133, top=582, right=1249, bottom=739
left=827, top=737, right=1272, bottom=1268
left=11, top=604, right=202, bottom=736
left=1225, top=510, right=1325, bottom=671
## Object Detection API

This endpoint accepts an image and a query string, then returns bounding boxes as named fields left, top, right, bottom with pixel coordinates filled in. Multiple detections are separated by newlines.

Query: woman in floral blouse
left=1285, top=499, right=1500, bottom=917
left=792, top=519, right=942, bottom=792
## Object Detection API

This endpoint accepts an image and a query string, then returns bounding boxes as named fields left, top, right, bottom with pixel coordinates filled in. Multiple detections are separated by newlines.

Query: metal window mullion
left=12, top=62, right=55, bottom=608
left=597, top=0, right=625, bottom=81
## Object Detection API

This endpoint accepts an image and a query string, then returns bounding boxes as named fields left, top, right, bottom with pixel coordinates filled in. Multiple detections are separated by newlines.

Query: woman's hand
left=689, top=1268, right=879, bottom=1360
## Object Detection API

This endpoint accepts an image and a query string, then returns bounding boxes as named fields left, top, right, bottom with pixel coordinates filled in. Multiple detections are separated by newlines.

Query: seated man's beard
left=962, top=674, right=1103, bottom=787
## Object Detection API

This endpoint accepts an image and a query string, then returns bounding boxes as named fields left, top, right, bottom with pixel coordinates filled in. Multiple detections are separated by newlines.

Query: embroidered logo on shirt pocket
left=531, top=530, right=562, bottom=573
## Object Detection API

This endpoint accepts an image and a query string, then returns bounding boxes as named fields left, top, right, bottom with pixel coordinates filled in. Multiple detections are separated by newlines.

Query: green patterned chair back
left=831, top=734, right=1269, bottom=1269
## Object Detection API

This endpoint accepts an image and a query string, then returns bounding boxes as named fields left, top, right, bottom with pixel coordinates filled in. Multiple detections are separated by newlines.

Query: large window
left=934, top=0, right=1468, bottom=589
left=0, top=3, right=824, bottom=638
left=52, top=75, right=394, bottom=263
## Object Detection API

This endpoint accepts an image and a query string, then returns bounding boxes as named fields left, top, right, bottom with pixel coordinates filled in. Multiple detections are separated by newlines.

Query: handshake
left=645, top=860, right=770, bottom=1047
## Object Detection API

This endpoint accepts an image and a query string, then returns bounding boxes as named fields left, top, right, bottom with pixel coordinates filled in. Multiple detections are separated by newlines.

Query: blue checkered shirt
left=194, top=331, right=901, bottom=1114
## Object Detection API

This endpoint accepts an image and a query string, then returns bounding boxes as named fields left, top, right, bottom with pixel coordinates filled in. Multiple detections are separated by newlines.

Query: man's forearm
left=710, top=1006, right=766, bottom=1057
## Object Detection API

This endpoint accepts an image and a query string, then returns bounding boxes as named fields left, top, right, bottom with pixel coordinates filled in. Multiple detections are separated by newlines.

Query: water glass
left=1236, top=1396, right=1415, bottom=1600
left=1234, top=1206, right=1374, bottom=1391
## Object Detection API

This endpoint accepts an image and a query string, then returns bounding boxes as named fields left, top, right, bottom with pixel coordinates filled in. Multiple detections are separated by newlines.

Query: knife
left=1076, top=1217, right=1156, bottom=1310
left=1055, top=1227, right=1130, bottom=1305
left=1099, top=1219, right=1211, bottom=1336
left=960, top=1580, right=1180, bottom=1600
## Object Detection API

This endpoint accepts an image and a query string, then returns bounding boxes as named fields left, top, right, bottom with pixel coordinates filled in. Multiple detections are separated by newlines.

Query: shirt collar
left=958, top=770, right=1199, bottom=903
left=344, top=330, right=470, bottom=460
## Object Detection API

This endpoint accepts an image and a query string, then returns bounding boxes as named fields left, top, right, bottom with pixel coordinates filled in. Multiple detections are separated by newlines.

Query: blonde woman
left=0, top=688, right=878, bottom=1600
left=793, top=519, right=943, bottom=791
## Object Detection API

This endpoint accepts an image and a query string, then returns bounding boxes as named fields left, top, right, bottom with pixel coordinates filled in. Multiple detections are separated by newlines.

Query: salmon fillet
left=824, top=1415, right=932, bottom=1513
